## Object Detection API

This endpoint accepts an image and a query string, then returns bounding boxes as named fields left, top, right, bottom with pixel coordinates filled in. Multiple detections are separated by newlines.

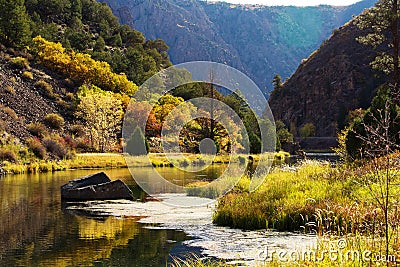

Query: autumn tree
left=124, top=101, right=162, bottom=137
left=153, top=94, right=186, bottom=122
left=75, top=85, right=123, bottom=152
left=33, top=36, right=139, bottom=96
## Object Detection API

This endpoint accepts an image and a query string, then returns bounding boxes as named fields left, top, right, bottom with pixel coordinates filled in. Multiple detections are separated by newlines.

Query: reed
left=213, top=158, right=400, bottom=235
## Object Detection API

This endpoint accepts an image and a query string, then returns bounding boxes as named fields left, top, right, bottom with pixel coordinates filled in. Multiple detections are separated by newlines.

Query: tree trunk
left=391, top=0, right=400, bottom=103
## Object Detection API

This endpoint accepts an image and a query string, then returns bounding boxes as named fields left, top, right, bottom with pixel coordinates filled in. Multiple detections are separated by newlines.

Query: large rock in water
left=61, top=172, right=134, bottom=201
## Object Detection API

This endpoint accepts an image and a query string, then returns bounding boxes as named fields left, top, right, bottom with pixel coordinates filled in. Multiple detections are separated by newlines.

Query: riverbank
left=214, top=156, right=400, bottom=232
left=1, top=153, right=127, bottom=174
left=208, top=153, right=400, bottom=266
left=0, top=152, right=289, bottom=175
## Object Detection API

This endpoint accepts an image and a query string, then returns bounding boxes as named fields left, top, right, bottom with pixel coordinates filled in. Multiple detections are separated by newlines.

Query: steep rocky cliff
left=101, top=0, right=376, bottom=93
left=268, top=21, right=387, bottom=138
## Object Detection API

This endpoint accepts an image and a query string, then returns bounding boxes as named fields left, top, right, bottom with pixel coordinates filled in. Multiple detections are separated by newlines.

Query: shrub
left=75, top=137, right=93, bottom=152
left=0, top=119, right=6, bottom=134
left=26, top=138, right=47, bottom=159
left=70, top=124, right=86, bottom=137
left=27, top=122, right=48, bottom=138
left=9, top=56, right=29, bottom=69
left=5, top=85, right=15, bottom=95
left=0, top=149, right=18, bottom=163
left=300, top=123, right=316, bottom=138
left=35, top=80, right=54, bottom=98
left=62, top=135, right=76, bottom=149
left=43, top=113, right=64, bottom=129
left=1, top=106, right=18, bottom=120
left=42, top=138, right=67, bottom=159
left=22, top=71, right=33, bottom=79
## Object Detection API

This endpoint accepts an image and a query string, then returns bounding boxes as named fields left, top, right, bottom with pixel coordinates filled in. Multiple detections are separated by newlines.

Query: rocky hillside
left=101, top=0, right=376, bottom=93
left=268, top=21, right=387, bottom=138
left=0, top=47, right=75, bottom=142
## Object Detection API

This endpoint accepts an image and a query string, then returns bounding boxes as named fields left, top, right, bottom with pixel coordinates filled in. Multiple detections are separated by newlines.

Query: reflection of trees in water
left=0, top=172, right=188, bottom=266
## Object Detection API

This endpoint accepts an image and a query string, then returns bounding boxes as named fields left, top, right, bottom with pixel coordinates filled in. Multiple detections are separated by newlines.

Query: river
left=0, top=167, right=316, bottom=266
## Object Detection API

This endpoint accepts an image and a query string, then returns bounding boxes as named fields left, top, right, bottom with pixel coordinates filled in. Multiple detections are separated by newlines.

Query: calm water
left=0, top=166, right=316, bottom=266
left=0, top=167, right=224, bottom=266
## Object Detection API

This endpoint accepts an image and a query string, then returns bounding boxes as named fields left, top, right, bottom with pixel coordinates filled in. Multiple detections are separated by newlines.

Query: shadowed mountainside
left=101, top=0, right=376, bottom=93
left=269, top=21, right=387, bottom=138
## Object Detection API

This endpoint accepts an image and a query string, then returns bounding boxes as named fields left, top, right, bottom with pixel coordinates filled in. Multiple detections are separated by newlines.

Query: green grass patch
left=65, top=153, right=128, bottom=169
left=2, top=160, right=67, bottom=174
left=213, top=158, right=400, bottom=235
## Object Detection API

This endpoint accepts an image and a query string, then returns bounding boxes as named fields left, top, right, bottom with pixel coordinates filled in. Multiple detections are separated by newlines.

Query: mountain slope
left=268, top=21, right=387, bottom=138
left=101, top=0, right=376, bottom=93
left=104, top=0, right=244, bottom=69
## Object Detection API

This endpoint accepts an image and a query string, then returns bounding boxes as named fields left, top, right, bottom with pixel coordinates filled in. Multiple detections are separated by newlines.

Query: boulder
left=61, top=172, right=133, bottom=201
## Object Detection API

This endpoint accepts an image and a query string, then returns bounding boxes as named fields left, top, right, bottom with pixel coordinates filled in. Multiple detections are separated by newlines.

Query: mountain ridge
left=101, top=0, right=377, bottom=93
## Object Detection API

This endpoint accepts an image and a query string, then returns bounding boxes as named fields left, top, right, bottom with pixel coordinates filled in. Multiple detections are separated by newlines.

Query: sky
left=216, top=0, right=362, bottom=6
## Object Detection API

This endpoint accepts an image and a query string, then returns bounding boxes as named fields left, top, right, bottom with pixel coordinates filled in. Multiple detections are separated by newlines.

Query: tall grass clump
left=27, top=122, right=48, bottom=138
left=1, top=106, right=18, bottom=120
left=43, top=113, right=64, bottom=130
left=22, top=71, right=33, bottom=79
left=9, top=56, right=29, bottom=69
left=213, top=161, right=341, bottom=231
left=170, top=254, right=229, bottom=267
left=214, top=155, right=400, bottom=243
left=35, top=80, right=54, bottom=98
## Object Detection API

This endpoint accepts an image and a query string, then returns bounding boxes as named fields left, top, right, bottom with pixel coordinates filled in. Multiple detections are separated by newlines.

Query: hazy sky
left=218, top=0, right=361, bottom=6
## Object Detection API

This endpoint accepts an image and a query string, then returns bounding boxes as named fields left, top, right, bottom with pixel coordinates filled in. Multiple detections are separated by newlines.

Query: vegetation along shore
left=0, top=0, right=399, bottom=266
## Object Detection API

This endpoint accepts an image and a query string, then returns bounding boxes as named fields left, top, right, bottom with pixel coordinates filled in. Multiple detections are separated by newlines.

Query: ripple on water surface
left=66, top=195, right=317, bottom=263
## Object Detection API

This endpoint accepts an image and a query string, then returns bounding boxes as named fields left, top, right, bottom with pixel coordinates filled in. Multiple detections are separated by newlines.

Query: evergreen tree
left=94, top=36, right=106, bottom=52
left=272, top=74, right=283, bottom=91
left=355, top=0, right=400, bottom=100
left=0, top=0, right=32, bottom=48
left=345, top=86, right=400, bottom=159
left=126, top=127, right=149, bottom=156
left=70, top=0, right=82, bottom=20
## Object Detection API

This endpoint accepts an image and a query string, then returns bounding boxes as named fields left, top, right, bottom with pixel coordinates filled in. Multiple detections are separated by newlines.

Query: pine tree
left=126, top=127, right=149, bottom=156
left=0, top=0, right=32, bottom=48
left=272, top=74, right=283, bottom=91
left=355, top=0, right=400, bottom=101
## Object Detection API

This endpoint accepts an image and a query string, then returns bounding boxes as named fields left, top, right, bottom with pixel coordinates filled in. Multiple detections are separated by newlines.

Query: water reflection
left=0, top=165, right=313, bottom=266
left=0, top=169, right=195, bottom=267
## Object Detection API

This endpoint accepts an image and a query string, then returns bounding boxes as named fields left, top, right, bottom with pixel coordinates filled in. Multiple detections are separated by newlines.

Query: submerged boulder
left=61, top=172, right=133, bottom=201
